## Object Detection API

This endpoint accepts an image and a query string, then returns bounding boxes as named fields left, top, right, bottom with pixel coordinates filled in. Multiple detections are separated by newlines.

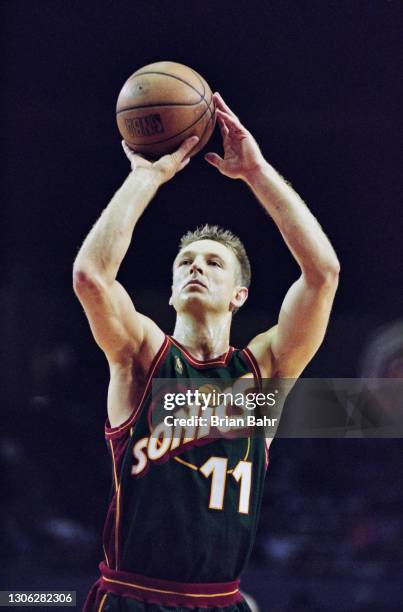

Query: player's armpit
left=247, top=326, right=277, bottom=379
left=73, top=270, right=163, bottom=364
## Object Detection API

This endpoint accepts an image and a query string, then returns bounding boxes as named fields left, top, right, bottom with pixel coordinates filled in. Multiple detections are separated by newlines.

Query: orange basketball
left=116, top=61, right=216, bottom=158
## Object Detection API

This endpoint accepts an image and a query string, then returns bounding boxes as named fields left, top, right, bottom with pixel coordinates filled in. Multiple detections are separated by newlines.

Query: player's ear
left=230, top=286, right=248, bottom=311
left=169, top=286, right=173, bottom=307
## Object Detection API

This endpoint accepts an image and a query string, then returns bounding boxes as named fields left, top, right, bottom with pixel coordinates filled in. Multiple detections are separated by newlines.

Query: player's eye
left=208, top=260, right=222, bottom=267
left=179, top=259, right=190, bottom=266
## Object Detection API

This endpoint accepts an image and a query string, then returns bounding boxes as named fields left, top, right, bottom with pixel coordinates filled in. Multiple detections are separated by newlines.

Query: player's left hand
left=204, top=93, right=266, bottom=181
left=122, top=136, right=199, bottom=184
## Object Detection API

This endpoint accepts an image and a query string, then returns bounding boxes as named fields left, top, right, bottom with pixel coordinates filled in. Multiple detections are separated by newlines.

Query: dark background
left=1, top=1, right=402, bottom=610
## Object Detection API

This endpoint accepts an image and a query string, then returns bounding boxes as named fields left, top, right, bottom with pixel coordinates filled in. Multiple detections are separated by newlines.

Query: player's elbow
left=328, top=255, right=341, bottom=277
left=72, top=263, right=101, bottom=296
left=304, top=258, right=340, bottom=288
left=322, top=258, right=340, bottom=283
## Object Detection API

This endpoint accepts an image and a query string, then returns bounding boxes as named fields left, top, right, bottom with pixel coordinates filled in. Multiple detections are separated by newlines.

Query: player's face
left=170, top=240, right=247, bottom=315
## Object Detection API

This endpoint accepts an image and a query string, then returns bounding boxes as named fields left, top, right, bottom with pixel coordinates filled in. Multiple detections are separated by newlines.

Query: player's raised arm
left=205, top=93, right=340, bottom=378
left=73, top=136, right=198, bottom=364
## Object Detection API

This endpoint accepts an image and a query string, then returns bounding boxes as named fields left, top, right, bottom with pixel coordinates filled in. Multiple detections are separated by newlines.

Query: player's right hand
left=122, top=136, right=199, bottom=184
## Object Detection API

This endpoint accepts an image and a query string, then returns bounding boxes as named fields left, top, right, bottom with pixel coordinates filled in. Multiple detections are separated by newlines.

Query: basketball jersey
left=102, top=335, right=269, bottom=583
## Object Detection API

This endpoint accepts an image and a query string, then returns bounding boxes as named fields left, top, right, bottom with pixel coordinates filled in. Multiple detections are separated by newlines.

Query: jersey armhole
left=242, top=347, right=271, bottom=468
left=105, top=335, right=170, bottom=440
left=241, top=346, right=263, bottom=389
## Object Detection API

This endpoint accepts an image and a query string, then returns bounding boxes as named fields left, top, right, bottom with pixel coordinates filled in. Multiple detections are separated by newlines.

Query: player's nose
left=190, top=258, right=204, bottom=275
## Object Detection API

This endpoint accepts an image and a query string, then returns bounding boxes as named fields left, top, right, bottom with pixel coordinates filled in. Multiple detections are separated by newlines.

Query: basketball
left=116, top=61, right=216, bottom=158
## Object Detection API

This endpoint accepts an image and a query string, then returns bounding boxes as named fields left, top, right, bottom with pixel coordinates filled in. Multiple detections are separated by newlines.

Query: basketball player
left=75, top=92, right=340, bottom=611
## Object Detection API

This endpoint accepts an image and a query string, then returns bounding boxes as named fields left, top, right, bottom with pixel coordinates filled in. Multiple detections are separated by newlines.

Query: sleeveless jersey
left=102, top=335, right=269, bottom=584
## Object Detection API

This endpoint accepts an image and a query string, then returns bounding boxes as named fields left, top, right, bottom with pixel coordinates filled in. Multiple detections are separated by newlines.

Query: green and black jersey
left=102, top=335, right=269, bottom=583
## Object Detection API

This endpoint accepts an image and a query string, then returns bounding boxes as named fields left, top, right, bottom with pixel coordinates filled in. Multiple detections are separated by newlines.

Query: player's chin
left=179, top=294, right=212, bottom=312
left=182, top=294, right=208, bottom=306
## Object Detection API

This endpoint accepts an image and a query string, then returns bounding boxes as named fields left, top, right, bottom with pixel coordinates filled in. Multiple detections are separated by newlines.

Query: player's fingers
left=174, top=135, right=199, bottom=161
left=122, top=141, right=154, bottom=167
left=122, top=140, right=135, bottom=159
left=217, top=114, right=229, bottom=139
left=121, top=141, right=139, bottom=170
left=122, top=141, right=144, bottom=165
left=213, top=92, right=239, bottom=120
left=204, top=152, right=224, bottom=169
left=178, top=156, right=191, bottom=172
left=216, top=109, right=245, bottom=132
left=216, top=108, right=239, bottom=125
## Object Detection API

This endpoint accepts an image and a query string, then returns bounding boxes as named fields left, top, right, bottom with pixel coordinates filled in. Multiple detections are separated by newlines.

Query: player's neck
left=172, top=313, right=231, bottom=361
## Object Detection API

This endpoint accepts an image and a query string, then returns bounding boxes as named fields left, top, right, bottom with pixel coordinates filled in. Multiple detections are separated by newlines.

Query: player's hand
left=122, top=136, right=199, bottom=184
left=204, top=93, right=266, bottom=181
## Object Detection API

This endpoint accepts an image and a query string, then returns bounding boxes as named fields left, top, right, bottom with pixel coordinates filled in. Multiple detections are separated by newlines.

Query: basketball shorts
left=97, top=592, right=252, bottom=611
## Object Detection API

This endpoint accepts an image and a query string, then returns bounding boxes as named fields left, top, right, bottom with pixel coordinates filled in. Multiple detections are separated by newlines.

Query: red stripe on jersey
left=169, top=336, right=235, bottom=368
left=241, top=347, right=262, bottom=389
left=242, top=347, right=271, bottom=469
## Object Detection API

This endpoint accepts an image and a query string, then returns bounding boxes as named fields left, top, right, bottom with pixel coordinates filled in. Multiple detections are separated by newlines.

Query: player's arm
left=73, top=136, right=199, bottom=364
left=205, top=94, right=339, bottom=377
left=244, top=165, right=339, bottom=377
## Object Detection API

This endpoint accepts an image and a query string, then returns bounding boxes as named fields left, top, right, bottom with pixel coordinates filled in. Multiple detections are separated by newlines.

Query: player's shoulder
left=138, top=313, right=165, bottom=345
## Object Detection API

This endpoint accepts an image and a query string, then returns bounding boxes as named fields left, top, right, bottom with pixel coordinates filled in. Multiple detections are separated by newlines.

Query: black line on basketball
left=190, top=69, right=206, bottom=99
left=205, top=90, right=214, bottom=116
left=197, top=104, right=215, bottom=146
left=116, top=101, right=203, bottom=115
left=188, top=71, right=214, bottom=129
left=133, top=71, right=204, bottom=99
left=190, top=72, right=214, bottom=119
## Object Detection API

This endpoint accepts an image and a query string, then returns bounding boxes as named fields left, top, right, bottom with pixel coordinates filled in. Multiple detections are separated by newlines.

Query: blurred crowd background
left=2, top=1, right=402, bottom=610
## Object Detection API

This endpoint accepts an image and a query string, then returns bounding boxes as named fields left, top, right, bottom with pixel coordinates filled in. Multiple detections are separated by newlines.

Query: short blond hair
left=179, top=224, right=251, bottom=288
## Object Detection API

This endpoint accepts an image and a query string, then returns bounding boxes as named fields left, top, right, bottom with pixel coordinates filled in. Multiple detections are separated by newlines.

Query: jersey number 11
left=200, top=457, right=252, bottom=514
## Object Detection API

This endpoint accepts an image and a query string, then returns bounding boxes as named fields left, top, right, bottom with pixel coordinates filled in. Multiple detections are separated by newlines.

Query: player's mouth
left=184, top=279, right=207, bottom=289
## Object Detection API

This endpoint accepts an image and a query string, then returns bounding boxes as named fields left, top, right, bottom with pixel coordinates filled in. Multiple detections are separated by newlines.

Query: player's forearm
left=244, top=162, right=340, bottom=283
left=74, top=168, right=161, bottom=284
